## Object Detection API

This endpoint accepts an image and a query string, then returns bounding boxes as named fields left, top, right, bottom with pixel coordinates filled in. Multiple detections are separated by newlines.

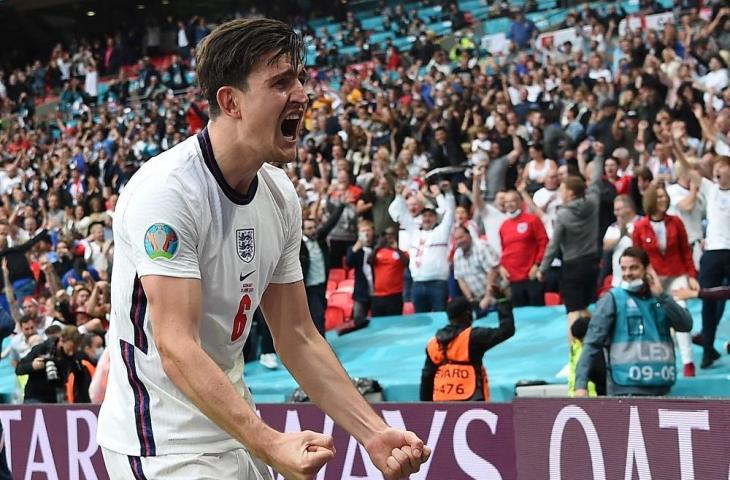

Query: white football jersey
left=97, top=129, right=303, bottom=456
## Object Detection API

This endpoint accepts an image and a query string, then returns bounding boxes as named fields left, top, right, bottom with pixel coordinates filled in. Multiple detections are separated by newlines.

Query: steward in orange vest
left=420, top=288, right=515, bottom=401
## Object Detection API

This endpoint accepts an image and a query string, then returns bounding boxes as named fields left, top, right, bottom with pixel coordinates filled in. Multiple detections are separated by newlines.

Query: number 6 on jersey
left=232, top=294, right=252, bottom=341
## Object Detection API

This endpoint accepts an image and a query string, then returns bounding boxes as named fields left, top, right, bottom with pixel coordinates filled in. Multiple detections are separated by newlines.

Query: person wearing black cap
left=420, top=287, right=515, bottom=402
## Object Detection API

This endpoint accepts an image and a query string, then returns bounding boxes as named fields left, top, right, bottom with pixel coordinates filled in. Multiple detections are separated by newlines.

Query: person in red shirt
left=369, top=227, right=409, bottom=316
left=604, top=157, right=632, bottom=195
left=632, top=181, right=699, bottom=377
left=499, top=191, right=549, bottom=306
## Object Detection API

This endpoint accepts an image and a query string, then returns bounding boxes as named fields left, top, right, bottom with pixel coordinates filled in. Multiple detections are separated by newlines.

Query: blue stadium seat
left=324, top=23, right=341, bottom=36
left=483, top=17, right=511, bottom=35
left=339, top=45, right=360, bottom=58
left=361, top=15, right=385, bottom=31
left=304, top=50, right=317, bottom=67
left=470, top=5, right=492, bottom=22
left=417, top=5, right=444, bottom=22
left=370, top=31, right=396, bottom=45
left=459, top=0, right=485, bottom=11
left=309, top=17, right=334, bottom=29
left=622, top=0, right=641, bottom=14
left=392, top=36, right=415, bottom=50
left=538, top=0, right=558, bottom=10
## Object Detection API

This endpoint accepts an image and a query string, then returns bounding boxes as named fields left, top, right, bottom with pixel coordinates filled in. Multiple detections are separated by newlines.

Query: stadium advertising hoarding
left=0, top=403, right=515, bottom=480
left=1, top=399, right=729, bottom=479
left=514, top=398, right=730, bottom=480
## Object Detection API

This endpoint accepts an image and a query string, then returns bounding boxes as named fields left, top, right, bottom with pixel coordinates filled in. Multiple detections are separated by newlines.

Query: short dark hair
left=620, top=246, right=650, bottom=268
left=80, top=332, right=102, bottom=351
left=571, top=316, right=591, bottom=340
left=562, top=175, right=586, bottom=198
left=195, top=18, right=304, bottom=118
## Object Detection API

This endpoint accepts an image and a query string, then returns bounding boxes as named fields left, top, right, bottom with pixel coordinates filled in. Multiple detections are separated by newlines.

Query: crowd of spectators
left=0, top=0, right=728, bottom=403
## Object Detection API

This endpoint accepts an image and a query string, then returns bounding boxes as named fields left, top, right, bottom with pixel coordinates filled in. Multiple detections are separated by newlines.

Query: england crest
left=236, top=229, right=255, bottom=263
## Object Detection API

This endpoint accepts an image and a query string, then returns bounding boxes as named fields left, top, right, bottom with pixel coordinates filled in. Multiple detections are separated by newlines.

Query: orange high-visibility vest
left=66, top=359, right=96, bottom=403
left=426, top=327, right=490, bottom=401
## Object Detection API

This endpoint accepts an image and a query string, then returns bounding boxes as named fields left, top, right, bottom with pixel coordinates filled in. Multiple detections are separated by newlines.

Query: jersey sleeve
left=271, top=192, right=304, bottom=284
left=122, top=176, right=201, bottom=279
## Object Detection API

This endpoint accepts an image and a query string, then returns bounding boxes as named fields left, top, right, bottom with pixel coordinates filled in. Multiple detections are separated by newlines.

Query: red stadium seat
left=325, top=305, right=346, bottom=330
left=337, top=279, right=355, bottom=293
left=544, top=292, right=563, bottom=306
left=402, top=302, right=415, bottom=315
left=328, top=291, right=354, bottom=318
left=597, top=275, right=613, bottom=298
left=328, top=268, right=346, bottom=285
left=326, top=280, right=338, bottom=293
left=347, top=268, right=356, bottom=279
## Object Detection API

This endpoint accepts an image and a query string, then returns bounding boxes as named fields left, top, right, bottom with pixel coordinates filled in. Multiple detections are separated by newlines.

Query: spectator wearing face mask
left=499, top=190, right=548, bottom=307
left=575, top=247, right=692, bottom=397
left=65, top=332, right=103, bottom=403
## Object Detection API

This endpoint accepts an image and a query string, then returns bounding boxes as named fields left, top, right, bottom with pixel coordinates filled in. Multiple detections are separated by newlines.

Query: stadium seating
left=336, top=278, right=355, bottom=293
left=544, top=292, right=563, bottom=306
left=324, top=305, right=347, bottom=330
left=328, top=268, right=347, bottom=285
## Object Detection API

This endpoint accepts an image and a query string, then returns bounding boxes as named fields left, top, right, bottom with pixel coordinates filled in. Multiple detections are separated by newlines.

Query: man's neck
left=207, top=121, right=261, bottom=196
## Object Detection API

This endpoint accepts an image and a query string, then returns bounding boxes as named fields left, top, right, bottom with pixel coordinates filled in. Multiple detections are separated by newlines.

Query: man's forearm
left=278, top=330, right=388, bottom=446
left=159, top=338, right=280, bottom=463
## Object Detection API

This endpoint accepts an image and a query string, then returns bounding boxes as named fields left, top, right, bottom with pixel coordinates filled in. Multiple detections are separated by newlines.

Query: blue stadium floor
left=245, top=299, right=730, bottom=402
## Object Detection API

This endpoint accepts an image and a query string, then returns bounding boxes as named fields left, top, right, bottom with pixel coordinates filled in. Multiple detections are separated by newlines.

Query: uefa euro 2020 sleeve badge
left=144, top=223, right=180, bottom=260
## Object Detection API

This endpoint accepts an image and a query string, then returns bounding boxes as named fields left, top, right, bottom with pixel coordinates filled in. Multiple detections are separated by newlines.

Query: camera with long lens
left=45, top=345, right=58, bottom=381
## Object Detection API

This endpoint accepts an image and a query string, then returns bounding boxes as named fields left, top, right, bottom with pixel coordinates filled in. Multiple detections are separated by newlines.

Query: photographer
left=16, top=325, right=88, bottom=403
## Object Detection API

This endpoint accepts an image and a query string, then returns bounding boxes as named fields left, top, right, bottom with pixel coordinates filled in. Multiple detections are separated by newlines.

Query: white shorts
left=102, top=447, right=273, bottom=479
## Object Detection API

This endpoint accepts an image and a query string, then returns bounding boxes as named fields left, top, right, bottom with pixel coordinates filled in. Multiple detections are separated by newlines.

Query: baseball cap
left=422, top=203, right=438, bottom=215
left=626, top=110, right=639, bottom=119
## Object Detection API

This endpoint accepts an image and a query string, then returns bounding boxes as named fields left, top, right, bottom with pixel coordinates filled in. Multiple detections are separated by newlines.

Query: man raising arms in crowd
left=98, top=19, right=429, bottom=479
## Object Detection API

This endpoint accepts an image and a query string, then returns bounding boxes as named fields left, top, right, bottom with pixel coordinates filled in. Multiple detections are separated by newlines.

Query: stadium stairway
left=245, top=299, right=730, bottom=403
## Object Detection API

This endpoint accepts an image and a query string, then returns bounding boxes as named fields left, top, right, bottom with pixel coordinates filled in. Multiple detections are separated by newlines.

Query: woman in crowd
left=632, top=181, right=699, bottom=376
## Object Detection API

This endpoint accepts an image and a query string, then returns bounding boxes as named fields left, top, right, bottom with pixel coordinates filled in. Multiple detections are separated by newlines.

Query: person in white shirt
left=98, top=18, right=430, bottom=480
left=667, top=162, right=706, bottom=269
left=674, top=148, right=730, bottom=369
left=471, top=169, right=508, bottom=256
left=407, top=184, right=455, bottom=313
left=603, top=195, right=640, bottom=287
left=520, top=168, right=562, bottom=290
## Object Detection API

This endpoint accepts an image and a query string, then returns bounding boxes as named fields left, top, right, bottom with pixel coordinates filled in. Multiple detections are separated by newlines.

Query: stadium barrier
left=2, top=398, right=729, bottom=479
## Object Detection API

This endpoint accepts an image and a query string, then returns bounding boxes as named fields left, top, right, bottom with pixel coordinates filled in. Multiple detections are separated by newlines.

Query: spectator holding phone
left=576, top=247, right=692, bottom=397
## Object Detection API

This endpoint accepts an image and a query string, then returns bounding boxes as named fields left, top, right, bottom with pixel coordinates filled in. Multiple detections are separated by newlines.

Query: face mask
left=507, top=209, right=521, bottom=219
left=621, top=278, right=644, bottom=292
left=93, top=347, right=105, bottom=361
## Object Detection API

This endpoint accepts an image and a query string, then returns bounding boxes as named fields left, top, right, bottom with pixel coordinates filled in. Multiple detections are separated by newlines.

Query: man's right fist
left=269, top=430, right=335, bottom=480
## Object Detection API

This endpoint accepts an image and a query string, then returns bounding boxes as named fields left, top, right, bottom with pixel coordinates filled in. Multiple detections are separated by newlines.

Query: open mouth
left=280, top=111, right=301, bottom=141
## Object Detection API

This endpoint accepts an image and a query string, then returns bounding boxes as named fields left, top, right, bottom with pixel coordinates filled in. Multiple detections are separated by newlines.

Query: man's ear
left=215, top=86, right=242, bottom=119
